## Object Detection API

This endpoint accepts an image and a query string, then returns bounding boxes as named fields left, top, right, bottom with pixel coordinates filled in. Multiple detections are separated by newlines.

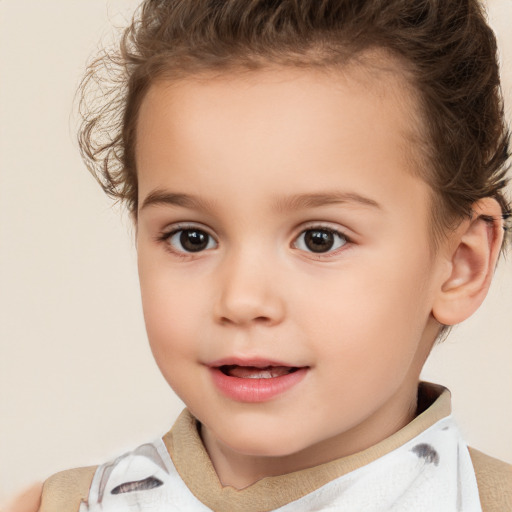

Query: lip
left=207, top=357, right=298, bottom=368
left=207, top=358, right=309, bottom=403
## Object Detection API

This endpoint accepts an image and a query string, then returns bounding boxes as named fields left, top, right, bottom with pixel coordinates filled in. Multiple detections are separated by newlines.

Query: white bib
left=79, top=416, right=481, bottom=512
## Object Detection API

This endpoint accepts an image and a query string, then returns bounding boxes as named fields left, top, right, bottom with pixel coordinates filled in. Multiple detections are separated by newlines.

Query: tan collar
left=163, top=382, right=451, bottom=512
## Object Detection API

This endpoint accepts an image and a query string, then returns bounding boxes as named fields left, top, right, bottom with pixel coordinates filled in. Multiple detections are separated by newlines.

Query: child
left=10, top=0, right=512, bottom=510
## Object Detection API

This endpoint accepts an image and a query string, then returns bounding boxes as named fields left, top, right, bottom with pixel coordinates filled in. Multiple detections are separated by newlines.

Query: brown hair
left=79, top=0, right=510, bottom=243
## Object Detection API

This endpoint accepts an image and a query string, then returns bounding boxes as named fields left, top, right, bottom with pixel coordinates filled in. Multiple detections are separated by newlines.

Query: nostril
left=219, top=314, right=271, bottom=325
left=254, top=316, right=272, bottom=323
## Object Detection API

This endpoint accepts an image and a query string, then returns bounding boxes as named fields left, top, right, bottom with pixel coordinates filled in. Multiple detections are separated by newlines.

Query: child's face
left=135, top=65, right=447, bottom=476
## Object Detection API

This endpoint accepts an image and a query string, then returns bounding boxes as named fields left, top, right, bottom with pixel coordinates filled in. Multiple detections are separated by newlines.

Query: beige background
left=1, top=0, right=511, bottom=500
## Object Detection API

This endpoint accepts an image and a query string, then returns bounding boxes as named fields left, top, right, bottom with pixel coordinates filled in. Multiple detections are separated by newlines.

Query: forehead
left=135, top=63, right=430, bottom=228
left=137, top=60, right=420, bottom=146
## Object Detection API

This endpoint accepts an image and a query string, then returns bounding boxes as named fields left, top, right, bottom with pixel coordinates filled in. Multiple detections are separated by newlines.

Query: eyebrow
left=140, top=189, right=382, bottom=213
left=271, top=191, right=382, bottom=213
left=140, top=190, right=217, bottom=212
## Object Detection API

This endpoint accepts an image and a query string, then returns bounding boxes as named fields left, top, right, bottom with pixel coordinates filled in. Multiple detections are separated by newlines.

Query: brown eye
left=294, top=228, right=347, bottom=254
left=167, top=228, right=216, bottom=253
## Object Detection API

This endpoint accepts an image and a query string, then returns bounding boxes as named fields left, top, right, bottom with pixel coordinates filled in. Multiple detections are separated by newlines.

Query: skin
left=135, top=64, right=455, bottom=489
left=3, top=483, right=42, bottom=512
left=8, top=63, right=503, bottom=505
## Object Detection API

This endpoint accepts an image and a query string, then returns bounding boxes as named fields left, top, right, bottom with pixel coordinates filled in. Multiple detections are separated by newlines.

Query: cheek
left=302, top=251, right=434, bottom=367
left=140, top=286, right=205, bottom=402
left=138, top=264, right=204, bottom=363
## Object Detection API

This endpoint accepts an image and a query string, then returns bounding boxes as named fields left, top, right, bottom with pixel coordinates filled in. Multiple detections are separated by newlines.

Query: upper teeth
left=226, top=366, right=293, bottom=378
left=245, top=370, right=275, bottom=379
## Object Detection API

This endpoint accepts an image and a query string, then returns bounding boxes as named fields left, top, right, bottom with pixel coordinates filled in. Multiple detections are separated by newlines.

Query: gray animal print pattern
left=79, top=416, right=482, bottom=511
left=78, top=440, right=198, bottom=511
left=411, top=443, right=440, bottom=466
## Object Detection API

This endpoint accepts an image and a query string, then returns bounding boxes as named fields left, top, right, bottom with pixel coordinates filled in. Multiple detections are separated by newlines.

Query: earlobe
left=432, top=198, right=504, bottom=326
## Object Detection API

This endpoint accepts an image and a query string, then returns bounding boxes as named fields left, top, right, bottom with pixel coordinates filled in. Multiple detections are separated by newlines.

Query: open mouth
left=219, top=365, right=300, bottom=379
left=210, top=362, right=309, bottom=402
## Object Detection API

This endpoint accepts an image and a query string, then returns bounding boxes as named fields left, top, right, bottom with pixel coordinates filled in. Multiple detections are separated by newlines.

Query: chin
left=218, top=425, right=312, bottom=459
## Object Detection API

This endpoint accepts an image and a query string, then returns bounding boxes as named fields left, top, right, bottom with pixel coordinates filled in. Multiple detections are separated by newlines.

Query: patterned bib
left=79, top=416, right=481, bottom=512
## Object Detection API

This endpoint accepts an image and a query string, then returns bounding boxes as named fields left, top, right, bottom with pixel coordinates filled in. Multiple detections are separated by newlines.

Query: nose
left=213, top=248, right=286, bottom=327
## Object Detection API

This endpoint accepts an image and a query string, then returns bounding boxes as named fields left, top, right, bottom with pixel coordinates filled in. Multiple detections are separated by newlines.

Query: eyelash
left=156, top=224, right=217, bottom=259
left=292, top=224, right=350, bottom=258
left=156, top=224, right=352, bottom=258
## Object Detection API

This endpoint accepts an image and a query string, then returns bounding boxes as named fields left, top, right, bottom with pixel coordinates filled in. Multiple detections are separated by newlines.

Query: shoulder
left=468, top=447, right=512, bottom=512
left=39, top=466, right=97, bottom=512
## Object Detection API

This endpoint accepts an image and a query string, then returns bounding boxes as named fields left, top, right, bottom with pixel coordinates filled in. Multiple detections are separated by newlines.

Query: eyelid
left=158, top=221, right=217, bottom=239
left=295, top=221, right=353, bottom=240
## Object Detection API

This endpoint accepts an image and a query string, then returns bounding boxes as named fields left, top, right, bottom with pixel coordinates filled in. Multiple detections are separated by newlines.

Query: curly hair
left=78, top=0, right=510, bottom=244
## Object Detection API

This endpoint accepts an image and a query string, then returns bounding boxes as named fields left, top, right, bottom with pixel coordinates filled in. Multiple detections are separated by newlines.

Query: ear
left=432, top=197, right=504, bottom=326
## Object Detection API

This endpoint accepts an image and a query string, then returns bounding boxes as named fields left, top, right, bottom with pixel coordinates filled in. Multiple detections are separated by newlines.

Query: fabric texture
left=39, top=383, right=512, bottom=512
left=40, top=466, right=96, bottom=511
left=71, top=416, right=482, bottom=511
left=468, top=447, right=512, bottom=511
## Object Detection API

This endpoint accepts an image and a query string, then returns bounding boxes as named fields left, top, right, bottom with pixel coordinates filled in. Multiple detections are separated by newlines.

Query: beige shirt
left=40, top=383, right=512, bottom=511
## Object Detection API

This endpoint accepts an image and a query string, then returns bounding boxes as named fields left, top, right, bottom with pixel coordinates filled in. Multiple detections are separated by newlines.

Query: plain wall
left=1, top=0, right=511, bottom=500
